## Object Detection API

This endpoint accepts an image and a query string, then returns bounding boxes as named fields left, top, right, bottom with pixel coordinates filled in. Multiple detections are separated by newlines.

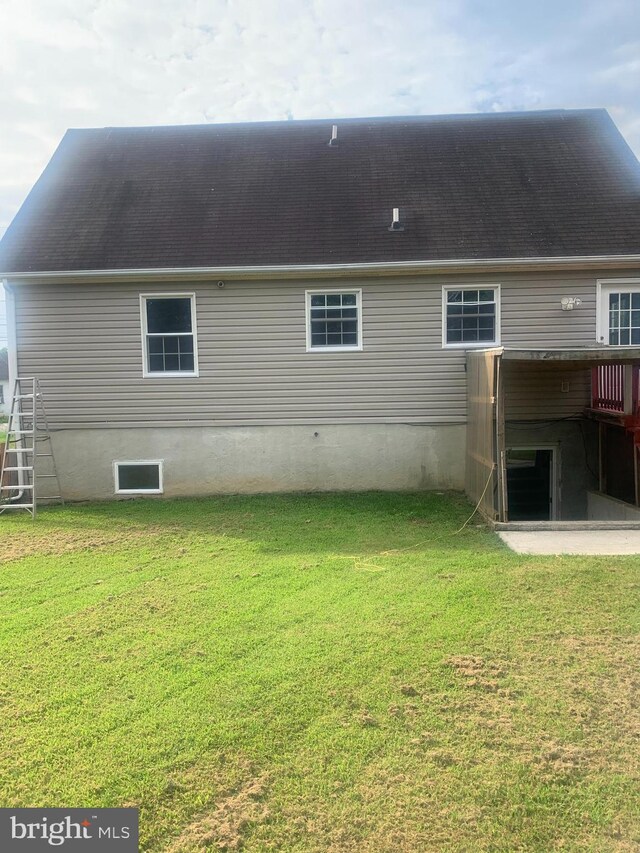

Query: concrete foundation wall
left=588, top=491, right=640, bottom=521
left=50, top=424, right=466, bottom=501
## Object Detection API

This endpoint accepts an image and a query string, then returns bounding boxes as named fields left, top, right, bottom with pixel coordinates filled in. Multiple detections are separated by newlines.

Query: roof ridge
left=64, top=107, right=609, bottom=135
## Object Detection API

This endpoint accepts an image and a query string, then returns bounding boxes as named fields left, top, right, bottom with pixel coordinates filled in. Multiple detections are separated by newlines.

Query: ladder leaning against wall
left=0, top=377, right=64, bottom=517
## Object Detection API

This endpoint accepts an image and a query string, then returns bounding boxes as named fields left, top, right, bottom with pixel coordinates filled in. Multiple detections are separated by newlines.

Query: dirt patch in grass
left=329, top=635, right=639, bottom=851
left=556, top=634, right=640, bottom=769
left=0, top=524, right=184, bottom=563
left=165, top=775, right=270, bottom=852
left=444, top=654, right=508, bottom=693
left=445, top=635, right=640, bottom=753
left=536, top=742, right=592, bottom=778
left=524, top=633, right=640, bottom=757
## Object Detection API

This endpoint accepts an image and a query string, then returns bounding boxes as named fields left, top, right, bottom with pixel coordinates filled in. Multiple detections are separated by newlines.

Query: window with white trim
left=141, top=294, right=198, bottom=376
left=114, top=460, right=163, bottom=494
left=443, top=286, right=499, bottom=347
left=306, top=290, right=362, bottom=351
left=598, top=282, right=640, bottom=346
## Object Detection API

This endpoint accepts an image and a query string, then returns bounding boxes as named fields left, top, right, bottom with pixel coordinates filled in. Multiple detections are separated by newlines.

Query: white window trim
left=305, top=288, right=363, bottom=353
left=442, top=284, right=501, bottom=349
left=140, top=292, right=199, bottom=377
left=114, top=459, right=164, bottom=495
left=596, top=278, right=640, bottom=346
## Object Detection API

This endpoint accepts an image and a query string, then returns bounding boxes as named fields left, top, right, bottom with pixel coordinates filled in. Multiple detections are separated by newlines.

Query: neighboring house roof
left=1, top=108, right=640, bottom=274
left=0, top=350, right=8, bottom=381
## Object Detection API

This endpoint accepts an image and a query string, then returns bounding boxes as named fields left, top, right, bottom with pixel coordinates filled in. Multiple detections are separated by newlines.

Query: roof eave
left=3, top=253, right=640, bottom=283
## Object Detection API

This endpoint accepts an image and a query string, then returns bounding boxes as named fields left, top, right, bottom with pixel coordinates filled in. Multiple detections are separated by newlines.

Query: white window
left=442, top=286, right=500, bottom=348
left=597, top=280, right=640, bottom=346
left=140, top=293, right=198, bottom=376
left=306, top=290, right=362, bottom=352
left=114, top=460, right=163, bottom=494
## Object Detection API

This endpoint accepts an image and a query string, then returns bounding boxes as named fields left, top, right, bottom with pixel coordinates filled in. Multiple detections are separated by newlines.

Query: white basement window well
left=306, top=289, right=362, bottom=352
left=114, top=460, right=164, bottom=495
left=442, top=285, right=500, bottom=348
left=141, top=293, right=198, bottom=376
left=597, top=280, right=640, bottom=346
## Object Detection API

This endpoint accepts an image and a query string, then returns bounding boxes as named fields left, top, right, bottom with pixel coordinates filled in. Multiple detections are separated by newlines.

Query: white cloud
left=461, top=1, right=640, bottom=148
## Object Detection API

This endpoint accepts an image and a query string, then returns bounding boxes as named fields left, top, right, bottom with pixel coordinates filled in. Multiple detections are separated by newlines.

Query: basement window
left=141, top=294, right=198, bottom=376
left=114, top=460, right=163, bottom=494
left=443, top=286, right=500, bottom=347
left=306, top=290, right=362, bottom=351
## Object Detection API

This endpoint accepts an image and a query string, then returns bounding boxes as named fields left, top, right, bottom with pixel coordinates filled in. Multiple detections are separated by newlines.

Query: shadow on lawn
left=3, top=491, right=503, bottom=559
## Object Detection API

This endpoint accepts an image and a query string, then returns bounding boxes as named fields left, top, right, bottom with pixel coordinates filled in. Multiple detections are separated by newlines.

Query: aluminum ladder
left=0, top=377, right=64, bottom=517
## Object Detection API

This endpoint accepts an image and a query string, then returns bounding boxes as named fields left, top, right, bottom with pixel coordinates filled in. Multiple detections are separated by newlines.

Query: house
left=0, top=109, right=639, bottom=523
left=0, top=349, right=8, bottom=417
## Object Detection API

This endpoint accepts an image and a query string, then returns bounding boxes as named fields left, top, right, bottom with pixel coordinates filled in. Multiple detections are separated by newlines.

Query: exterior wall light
left=561, top=297, right=582, bottom=311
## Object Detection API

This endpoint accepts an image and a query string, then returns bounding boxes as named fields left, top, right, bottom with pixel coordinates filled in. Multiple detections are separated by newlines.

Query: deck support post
left=495, top=354, right=508, bottom=523
left=598, top=422, right=605, bottom=495
left=624, top=365, right=634, bottom=415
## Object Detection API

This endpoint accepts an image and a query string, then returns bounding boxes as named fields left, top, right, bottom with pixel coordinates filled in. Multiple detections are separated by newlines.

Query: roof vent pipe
left=388, top=207, right=404, bottom=231
left=328, top=124, right=338, bottom=146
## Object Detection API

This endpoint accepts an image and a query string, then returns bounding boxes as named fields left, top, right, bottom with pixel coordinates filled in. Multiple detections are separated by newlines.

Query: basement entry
left=505, top=447, right=557, bottom=521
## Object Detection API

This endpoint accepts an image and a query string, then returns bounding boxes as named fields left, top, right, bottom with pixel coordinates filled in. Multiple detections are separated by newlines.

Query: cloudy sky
left=0, top=0, right=639, bottom=344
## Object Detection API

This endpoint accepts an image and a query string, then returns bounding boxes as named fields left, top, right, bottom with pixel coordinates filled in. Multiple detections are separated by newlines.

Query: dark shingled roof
left=1, top=109, right=640, bottom=273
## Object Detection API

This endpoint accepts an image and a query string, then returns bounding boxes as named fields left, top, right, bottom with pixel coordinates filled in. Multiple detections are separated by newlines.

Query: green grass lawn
left=0, top=492, right=638, bottom=852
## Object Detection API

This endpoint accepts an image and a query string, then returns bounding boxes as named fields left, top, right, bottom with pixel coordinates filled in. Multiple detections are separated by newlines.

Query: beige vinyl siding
left=12, top=269, right=634, bottom=429
left=503, top=363, right=591, bottom=421
left=501, top=276, right=597, bottom=347
left=501, top=275, right=599, bottom=421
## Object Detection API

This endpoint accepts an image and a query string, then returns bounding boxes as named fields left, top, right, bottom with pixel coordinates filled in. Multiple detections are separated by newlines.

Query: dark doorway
left=603, top=425, right=636, bottom=505
left=506, top=448, right=555, bottom=521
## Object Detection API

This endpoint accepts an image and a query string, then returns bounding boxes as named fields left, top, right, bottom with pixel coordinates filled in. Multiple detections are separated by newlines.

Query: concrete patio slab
left=499, top=530, right=640, bottom=555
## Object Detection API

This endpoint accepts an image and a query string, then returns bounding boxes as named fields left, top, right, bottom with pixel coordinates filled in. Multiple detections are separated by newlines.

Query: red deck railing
left=591, top=364, right=640, bottom=415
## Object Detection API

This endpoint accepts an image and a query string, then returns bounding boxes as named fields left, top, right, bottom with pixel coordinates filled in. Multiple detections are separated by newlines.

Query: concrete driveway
left=499, top=530, right=640, bottom=555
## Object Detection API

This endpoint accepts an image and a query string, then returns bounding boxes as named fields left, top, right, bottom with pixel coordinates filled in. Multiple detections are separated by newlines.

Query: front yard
left=0, top=492, right=638, bottom=851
